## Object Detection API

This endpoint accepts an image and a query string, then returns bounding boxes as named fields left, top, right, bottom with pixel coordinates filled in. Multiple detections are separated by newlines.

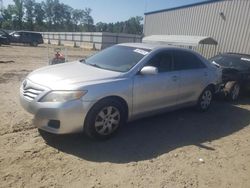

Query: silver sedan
left=20, top=43, right=221, bottom=139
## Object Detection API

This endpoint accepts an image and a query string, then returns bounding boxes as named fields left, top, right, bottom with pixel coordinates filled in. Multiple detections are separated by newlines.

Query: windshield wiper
left=81, top=60, right=103, bottom=69
left=90, top=63, right=102, bottom=68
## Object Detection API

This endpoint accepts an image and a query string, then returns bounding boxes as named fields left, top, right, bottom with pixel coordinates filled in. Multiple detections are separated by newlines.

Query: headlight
left=40, top=90, right=87, bottom=102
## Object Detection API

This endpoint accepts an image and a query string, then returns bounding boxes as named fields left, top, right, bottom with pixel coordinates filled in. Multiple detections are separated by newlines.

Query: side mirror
left=211, top=61, right=221, bottom=68
left=140, top=66, right=158, bottom=75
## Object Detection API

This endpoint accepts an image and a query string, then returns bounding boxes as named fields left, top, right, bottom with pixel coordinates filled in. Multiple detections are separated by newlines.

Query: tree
left=13, top=0, right=24, bottom=29
left=82, top=8, right=94, bottom=32
left=24, top=0, right=35, bottom=30
left=125, top=16, right=143, bottom=34
left=52, top=0, right=63, bottom=26
left=1, top=5, right=15, bottom=29
left=95, top=22, right=108, bottom=32
left=95, top=17, right=143, bottom=35
left=33, top=2, right=45, bottom=30
left=60, top=4, right=73, bottom=31
left=107, top=23, right=114, bottom=32
left=42, top=0, right=54, bottom=30
left=0, top=0, right=143, bottom=35
left=72, top=9, right=84, bottom=31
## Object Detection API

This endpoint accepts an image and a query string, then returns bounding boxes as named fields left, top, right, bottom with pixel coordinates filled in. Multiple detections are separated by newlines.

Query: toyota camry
left=20, top=43, right=221, bottom=139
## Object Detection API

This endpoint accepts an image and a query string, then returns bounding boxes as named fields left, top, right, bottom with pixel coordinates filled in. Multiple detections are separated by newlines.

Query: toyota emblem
left=23, top=80, right=27, bottom=89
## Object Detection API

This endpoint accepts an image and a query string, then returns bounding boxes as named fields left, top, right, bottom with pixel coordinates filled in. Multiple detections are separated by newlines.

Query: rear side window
left=173, top=50, right=206, bottom=70
left=23, top=33, right=30, bottom=37
left=34, top=33, right=42, bottom=39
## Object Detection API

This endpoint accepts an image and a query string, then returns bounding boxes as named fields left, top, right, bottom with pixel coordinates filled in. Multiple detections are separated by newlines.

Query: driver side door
left=11, top=32, right=21, bottom=43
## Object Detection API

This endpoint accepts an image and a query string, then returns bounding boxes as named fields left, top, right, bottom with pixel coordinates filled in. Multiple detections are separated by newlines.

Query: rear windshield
left=84, top=45, right=151, bottom=72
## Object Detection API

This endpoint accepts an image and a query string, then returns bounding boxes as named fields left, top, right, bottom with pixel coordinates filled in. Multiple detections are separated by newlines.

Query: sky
left=3, top=0, right=209, bottom=23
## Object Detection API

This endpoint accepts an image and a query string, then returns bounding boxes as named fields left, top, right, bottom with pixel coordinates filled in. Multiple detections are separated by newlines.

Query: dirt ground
left=0, top=44, right=250, bottom=188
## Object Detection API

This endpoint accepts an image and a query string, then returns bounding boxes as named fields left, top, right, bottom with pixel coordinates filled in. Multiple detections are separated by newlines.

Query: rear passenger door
left=173, top=50, right=208, bottom=104
left=21, top=33, right=31, bottom=44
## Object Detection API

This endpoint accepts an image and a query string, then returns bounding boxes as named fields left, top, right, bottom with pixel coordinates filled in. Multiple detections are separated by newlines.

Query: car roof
left=220, top=53, right=250, bottom=58
left=13, top=31, right=42, bottom=34
left=118, top=43, right=172, bottom=50
left=117, top=43, right=203, bottom=57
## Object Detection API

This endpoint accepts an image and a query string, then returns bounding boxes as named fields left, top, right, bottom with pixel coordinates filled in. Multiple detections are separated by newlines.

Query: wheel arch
left=83, top=95, right=129, bottom=137
left=86, top=95, right=129, bottom=122
left=206, top=83, right=216, bottom=93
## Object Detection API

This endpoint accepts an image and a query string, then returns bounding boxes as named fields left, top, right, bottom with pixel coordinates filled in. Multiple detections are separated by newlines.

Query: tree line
left=0, top=0, right=143, bottom=35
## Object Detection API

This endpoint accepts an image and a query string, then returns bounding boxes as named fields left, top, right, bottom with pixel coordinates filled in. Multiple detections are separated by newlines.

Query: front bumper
left=20, top=86, right=95, bottom=134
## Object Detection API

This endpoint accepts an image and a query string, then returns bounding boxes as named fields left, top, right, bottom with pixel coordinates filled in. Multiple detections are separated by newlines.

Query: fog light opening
left=48, top=120, right=60, bottom=129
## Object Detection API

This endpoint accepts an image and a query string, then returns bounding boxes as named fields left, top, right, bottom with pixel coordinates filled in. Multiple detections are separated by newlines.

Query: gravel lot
left=0, top=45, right=250, bottom=188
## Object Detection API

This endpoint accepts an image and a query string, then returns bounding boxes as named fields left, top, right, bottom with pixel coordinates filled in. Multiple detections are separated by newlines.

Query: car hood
left=27, top=61, right=122, bottom=89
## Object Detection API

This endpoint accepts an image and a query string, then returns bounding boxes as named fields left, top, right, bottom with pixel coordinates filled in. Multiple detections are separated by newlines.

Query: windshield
left=83, top=45, right=151, bottom=72
left=209, top=55, right=250, bottom=71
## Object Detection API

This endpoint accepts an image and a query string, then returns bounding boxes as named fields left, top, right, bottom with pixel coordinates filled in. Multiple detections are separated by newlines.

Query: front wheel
left=197, top=87, right=213, bottom=112
left=84, top=99, right=126, bottom=140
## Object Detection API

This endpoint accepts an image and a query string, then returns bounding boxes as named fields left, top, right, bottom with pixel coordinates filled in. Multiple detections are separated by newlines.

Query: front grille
left=22, top=80, right=46, bottom=101
left=23, top=87, right=44, bottom=101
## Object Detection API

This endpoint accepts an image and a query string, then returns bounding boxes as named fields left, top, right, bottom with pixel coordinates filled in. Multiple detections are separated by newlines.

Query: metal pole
left=214, top=45, right=217, bottom=56
left=201, top=44, right=204, bottom=55
left=0, top=0, right=3, bottom=14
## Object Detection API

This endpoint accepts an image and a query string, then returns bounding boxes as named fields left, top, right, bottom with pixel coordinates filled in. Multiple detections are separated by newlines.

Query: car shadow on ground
left=40, top=99, right=250, bottom=163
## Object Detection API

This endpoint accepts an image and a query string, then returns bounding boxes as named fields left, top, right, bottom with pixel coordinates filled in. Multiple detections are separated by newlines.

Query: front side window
left=84, top=45, right=151, bottom=72
left=12, top=32, right=20, bottom=38
left=173, top=50, right=206, bottom=71
left=147, top=51, right=173, bottom=73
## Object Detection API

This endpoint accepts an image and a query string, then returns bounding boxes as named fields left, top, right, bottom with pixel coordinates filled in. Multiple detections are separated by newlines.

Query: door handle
left=172, top=75, right=178, bottom=81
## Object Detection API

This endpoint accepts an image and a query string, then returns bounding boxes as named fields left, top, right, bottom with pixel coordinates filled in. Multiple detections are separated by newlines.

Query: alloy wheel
left=200, top=90, right=212, bottom=110
left=94, top=106, right=121, bottom=136
left=231, top=84, right=240, bottom=100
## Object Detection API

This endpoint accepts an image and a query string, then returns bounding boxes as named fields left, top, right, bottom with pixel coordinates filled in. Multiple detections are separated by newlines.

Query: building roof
left=142, top=35, right=218, bottom=46
left=145, top=0, right=224, bottom=15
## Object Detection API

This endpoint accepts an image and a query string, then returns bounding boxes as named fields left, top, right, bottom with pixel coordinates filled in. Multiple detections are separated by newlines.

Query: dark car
left=0, top=36, right=8, bottom=46
left=10, top=31, right=44, bottom=46
left=0, top=30, right=11, bottom=45
left=2, top=31, right=43, bottom=47
left=209, top=53, right=250, bottom=101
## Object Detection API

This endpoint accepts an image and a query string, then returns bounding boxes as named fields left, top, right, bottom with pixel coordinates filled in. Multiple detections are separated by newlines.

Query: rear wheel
left=228, top=82, right=240, bottom=101
left=30, top=41, right=38, bottom=47
left=84, top=99, right=126, bottom=140
left=197, top=87, right=213, bottom=112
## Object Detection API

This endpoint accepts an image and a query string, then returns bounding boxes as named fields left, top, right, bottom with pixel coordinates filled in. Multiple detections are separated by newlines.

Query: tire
left=30, top=41, right=38, bottom=47
left=84, top=99, right=126, bottom=140
left=228, top=82, right=240, bottom=101
left=196, top=87, right=213, bottom=112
